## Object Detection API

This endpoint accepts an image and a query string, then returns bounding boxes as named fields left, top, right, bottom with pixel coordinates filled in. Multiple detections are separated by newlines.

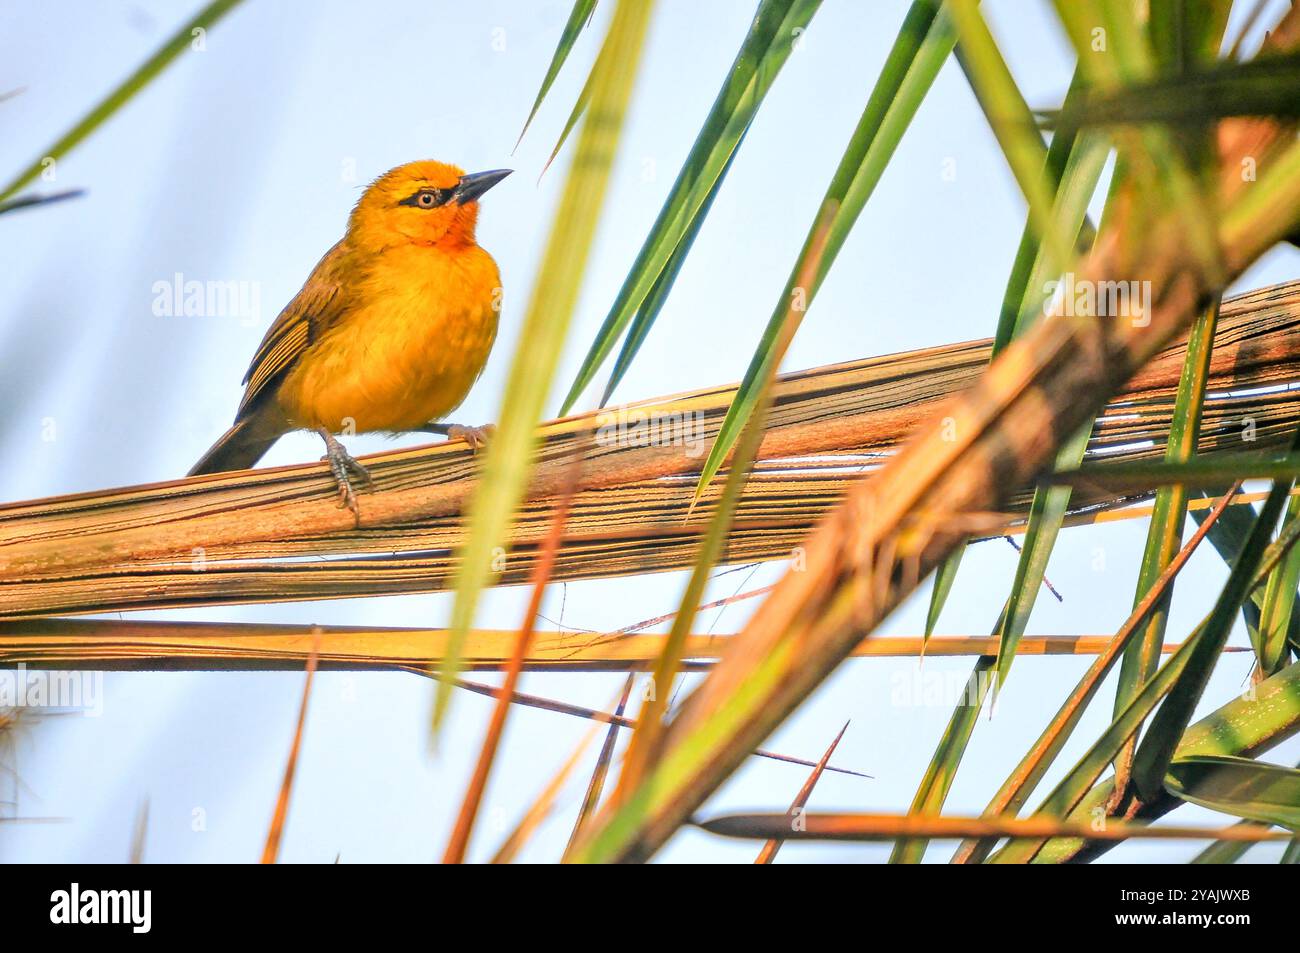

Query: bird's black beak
left=453, top=169, right=512, bottom=205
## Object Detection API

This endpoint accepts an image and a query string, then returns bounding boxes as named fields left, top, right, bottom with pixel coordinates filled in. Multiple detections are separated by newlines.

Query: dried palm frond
left=0, top=281, right=1298, bottom=620
left=0, top=617, right=1241, bottom=671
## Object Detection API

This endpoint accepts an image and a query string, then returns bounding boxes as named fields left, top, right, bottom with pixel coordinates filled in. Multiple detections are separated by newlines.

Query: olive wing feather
left=236, top=239, right=354, bottom=419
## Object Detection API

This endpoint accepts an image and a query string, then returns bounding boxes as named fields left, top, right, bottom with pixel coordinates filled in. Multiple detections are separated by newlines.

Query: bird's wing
left=236, top=239, right=352, bottom=419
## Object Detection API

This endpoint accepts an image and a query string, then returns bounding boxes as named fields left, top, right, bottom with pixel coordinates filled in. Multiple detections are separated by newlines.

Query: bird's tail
left=188, top=413, right=283, bottom=476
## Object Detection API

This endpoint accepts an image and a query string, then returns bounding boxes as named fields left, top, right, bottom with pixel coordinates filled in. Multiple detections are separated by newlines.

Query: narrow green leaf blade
left=1166, top=755, right=1300, bottom=830
left=560, top=0, right=823, bottom=413
left=1112, top=299, right=1219, bottom=789
left=889, top=655, right=995, bottom=863
left=434, top=0, right=654, bottom=734
left=1257, top=493, right=1300, bottom=674
left=1188, top=490, right=1300, bottom=648
left=993, top=489, right=1300, bottom=862
left=516, top=0, right=599, bottom=149
left=1051, top=454, right=1300, bottom=491
left=0, top=0, right=245, bottom=204
left=615, top=208, right=838, bottom=801
left=924, top=548, right=965, bottom=640
left=538, top=44, right=601, bottom=179
left=990, top=68, right=1090, bottom=353
left=1050, top=51, right=1300, bottom=130
left=993, top=425, right=1090, bottom=689
left=953, top=485, right=1243, bottom=865
left=1129, top=468, right=1292, bottom=799
left=1129, top=465, right=1289, bottom=799
left=950, top=0, right=1072, bottom=271
left=693, top=0, right=955, bottom=497
left=987, top=137, right=1110, bottom=688
left=929, top=75, right=1102, bottom=635
left=601, top=139, right=743, bottom=404
left=0, top=188, right=85, bottom=216
left=1032, top=658, right=1300, bottom=864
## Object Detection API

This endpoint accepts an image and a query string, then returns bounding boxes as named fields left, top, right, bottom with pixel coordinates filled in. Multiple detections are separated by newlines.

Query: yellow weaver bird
left=190, top=160, right=510, bottom=512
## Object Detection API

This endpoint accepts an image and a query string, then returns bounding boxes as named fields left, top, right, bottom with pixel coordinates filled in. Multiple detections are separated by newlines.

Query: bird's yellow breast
left=277, top=242, right=500, bottom=434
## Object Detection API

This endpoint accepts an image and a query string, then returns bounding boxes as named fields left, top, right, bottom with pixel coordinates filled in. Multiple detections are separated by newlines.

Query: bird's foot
left=317, top=428, right=372, bottom=516
left=442, top=422, right=495, bottom=453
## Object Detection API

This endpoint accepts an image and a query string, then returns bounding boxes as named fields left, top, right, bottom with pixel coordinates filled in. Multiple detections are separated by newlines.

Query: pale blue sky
left=2, top=0, right=1298, bottom=863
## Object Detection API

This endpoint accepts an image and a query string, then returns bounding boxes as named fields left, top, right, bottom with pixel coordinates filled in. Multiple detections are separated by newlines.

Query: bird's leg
left=317, top=427, right=372, bottom=515
left=423, top=421, right=495, bottom=453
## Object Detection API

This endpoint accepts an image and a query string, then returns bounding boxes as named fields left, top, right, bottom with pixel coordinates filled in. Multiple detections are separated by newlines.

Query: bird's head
left=349, top=160, right=511, bottom=248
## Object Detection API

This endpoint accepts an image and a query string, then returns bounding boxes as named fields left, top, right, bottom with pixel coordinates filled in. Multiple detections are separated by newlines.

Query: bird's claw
left=318, top=429, right=371, bottom=518
left=445, top=423, right=494, bottom=453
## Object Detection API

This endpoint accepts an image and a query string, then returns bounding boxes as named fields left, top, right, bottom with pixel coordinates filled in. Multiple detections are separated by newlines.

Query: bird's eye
left=401, top=188, right=445, bottom=209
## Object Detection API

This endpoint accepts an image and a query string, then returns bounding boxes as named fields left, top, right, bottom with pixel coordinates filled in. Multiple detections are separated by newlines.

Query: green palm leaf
left=515, top=0, right=599, bottom=150
left=0, top=0, right=244, bottom=204
left=1166, top=756, right=1300, bottom=830
left=692, top=0, right=955, bottom=499
left=1049, top=51, right=1300, bottom=130
left=434, top=0, right=654, bottom=733
left=560, top=0, right=822, bottom=414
